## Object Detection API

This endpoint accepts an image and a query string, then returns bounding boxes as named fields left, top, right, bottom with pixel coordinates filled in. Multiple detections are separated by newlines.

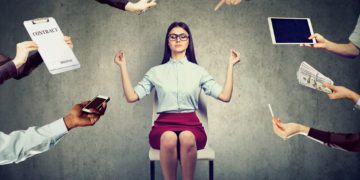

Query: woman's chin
left=173, top=49, right=186, bottom=53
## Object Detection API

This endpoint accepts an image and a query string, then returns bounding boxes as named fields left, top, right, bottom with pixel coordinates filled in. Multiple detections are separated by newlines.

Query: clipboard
left=23, top=17, right=80, bottom=74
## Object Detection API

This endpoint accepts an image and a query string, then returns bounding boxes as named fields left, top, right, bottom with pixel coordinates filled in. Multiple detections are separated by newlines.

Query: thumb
left=327, top=93, right=337, bottom=100
left=308, top=33, right=320, bottom=40
left=324, top=83, right=335, bottom=91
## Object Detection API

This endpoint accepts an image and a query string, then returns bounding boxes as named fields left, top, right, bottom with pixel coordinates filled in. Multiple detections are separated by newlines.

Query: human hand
left=114, top=50, right=127, bottom=68
left=325, top=83, right=360, bottom=103
left=214, top=0, right=242, bottom=11
left=12, top=41, right=38, bottom=68
left=229, top=49, right=240, bottom=66
left=126, top=0, right=157, bottom=14
left=63, top=101, right=107, bottom=130
left=13, top=36, right=73, bottom=69
left=300, top=33, right=329, bottom=49
left=64, top=36, right=74, bottom=49
left=272, top=117, right=308, bottom=140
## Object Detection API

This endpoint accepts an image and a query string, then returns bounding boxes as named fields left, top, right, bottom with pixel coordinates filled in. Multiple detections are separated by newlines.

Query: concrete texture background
left=1, top=0, right=360, bottom=179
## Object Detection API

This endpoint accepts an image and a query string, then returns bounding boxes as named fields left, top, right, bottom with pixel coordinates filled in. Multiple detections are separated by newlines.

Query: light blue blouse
left=349, top=16, right=360, bottom=48
left=134, top=57, right=222, bottom=113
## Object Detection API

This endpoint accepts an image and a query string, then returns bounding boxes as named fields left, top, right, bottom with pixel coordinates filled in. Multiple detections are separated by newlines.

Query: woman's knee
left=160, top=131, right=178, bottom=150
left=179, top=131, right=196, bottom=150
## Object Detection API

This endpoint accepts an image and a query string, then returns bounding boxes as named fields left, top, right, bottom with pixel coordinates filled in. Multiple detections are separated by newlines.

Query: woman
left=114, top=22, right=240, bottom=180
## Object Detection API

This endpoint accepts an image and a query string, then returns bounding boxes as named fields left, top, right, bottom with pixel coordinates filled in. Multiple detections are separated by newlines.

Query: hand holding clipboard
left=24, top=17, right=80, bottom=74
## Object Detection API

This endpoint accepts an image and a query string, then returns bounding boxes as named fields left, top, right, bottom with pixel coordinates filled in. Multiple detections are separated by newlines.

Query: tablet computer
left=268, top=17, right=316, bottom=45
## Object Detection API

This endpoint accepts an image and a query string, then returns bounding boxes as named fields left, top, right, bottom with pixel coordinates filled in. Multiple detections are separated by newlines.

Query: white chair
left=149, top=91, right=215, bottom=180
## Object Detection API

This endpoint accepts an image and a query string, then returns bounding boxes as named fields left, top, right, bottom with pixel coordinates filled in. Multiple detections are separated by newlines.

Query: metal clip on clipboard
left=32, top=17, right=49, bottom=24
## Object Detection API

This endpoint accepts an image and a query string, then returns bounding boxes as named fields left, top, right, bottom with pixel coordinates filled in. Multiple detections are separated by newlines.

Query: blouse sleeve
left=14, top=52, right=43, bottom=80
left=0, top=54, right=17, bottom=85
left=95, top=0, right=129, bottom=11
left=199, top=67, right=222, bottom=99
left=307, top=128, right=360, bottom=152
left=134, top=68, right=155, bottom=100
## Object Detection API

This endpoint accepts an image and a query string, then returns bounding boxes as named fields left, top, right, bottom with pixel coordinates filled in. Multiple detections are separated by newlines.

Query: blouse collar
left=169, top=56, right=188, bottom=64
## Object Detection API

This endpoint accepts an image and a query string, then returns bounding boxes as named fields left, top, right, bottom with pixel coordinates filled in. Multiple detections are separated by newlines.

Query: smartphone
left=82, top=95, right=110, bottom=113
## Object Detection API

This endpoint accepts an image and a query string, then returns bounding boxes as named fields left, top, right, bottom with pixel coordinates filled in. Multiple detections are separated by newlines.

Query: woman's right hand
left=114, top=50, right=126, bottom=68
left=13, top=41, right=39, bottom=69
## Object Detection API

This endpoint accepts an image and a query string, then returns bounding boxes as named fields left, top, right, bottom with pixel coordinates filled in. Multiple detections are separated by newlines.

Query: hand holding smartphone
left=82, top=95, right=110, bottom=113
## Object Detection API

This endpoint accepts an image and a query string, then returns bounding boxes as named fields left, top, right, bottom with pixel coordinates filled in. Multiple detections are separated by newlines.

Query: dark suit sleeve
left=0, top=54, right=17, bottom=85
left=95, top=0, right=129, bottom=11
left=14, top=52, right=43, bottom=80
left=308, top=128, right=360, bottom=152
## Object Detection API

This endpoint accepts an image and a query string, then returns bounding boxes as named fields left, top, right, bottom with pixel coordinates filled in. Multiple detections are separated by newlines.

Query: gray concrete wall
left=1, top=0, right=360, bottom=179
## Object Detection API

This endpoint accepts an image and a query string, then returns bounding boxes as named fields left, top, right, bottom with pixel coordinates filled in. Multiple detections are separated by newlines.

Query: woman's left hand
left=229, top=49, right=240, bottom=66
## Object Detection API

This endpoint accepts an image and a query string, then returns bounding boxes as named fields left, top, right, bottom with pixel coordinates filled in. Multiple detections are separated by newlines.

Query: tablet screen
left=270, top=18, right=314, bottom=44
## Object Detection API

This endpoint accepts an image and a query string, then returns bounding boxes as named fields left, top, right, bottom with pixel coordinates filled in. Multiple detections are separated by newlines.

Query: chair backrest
left=151, top=91, right=210, bottom=135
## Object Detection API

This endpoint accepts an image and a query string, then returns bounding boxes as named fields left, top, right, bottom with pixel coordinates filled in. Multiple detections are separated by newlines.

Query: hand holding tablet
left=300, top=33, right=329, bottom=49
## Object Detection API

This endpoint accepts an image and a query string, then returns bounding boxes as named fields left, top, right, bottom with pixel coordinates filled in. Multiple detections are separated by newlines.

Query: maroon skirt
left=149, top=112, right=207, bottom=150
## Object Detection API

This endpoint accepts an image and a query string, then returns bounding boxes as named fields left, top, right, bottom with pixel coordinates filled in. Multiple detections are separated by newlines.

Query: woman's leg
left=179, top=131, right=197, bottom=180
left=160, top=131, right=178, bottom=180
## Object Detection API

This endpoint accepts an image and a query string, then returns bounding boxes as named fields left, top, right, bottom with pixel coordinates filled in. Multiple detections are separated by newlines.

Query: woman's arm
left=114, top=51, right=139, bottom=103
left=218, top=49, right=240, bottom=102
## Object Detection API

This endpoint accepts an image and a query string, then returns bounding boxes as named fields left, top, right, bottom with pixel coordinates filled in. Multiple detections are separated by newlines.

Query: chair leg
left=150, top=161, right=155, bottom=180
left=209, top=160, right=214, bottom=180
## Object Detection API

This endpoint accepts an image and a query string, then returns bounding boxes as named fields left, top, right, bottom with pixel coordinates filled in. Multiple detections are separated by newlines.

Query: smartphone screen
left=85, top=98, right=106, bottom=110
left=82, top=96, right=110, bottom=113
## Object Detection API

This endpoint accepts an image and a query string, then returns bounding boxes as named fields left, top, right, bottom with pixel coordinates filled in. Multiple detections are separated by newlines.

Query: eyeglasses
left=168, top=33, right=189, bottom=41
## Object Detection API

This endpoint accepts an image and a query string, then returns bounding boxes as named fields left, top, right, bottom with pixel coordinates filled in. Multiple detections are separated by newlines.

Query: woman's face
left=168, top=27, right=189, bottom=54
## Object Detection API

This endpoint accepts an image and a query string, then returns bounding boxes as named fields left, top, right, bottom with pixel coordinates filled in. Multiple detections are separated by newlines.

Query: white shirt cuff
left=355, top=99, right=360, bottom=110
left=134, top=85, right=146, bottom=100
left=46, top=118, right=69, bottom=141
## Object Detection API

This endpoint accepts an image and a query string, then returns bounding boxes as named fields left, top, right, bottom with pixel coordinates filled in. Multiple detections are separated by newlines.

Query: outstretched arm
left=114, top=50, right=139, bottom=103
left=218, top=49, right=240, bottom=102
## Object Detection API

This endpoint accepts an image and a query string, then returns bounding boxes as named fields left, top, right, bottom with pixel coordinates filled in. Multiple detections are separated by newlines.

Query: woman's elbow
left=126, top=98, right=137, bottom=103
left=222, top=98, right=231, bottom=103
left=125, top=96, right=138, bottom=103
left=346, top=43, right=360, bottom=59
left=218, top=94, right=231, bottom=103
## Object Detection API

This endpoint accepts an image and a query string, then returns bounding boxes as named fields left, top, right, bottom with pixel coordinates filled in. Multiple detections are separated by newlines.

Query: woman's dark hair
left=161, top=22, right=197, bottom=64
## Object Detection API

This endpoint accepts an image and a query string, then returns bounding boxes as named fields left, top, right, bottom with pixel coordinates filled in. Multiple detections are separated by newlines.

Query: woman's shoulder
left=146, top=63, right=167, bottom=74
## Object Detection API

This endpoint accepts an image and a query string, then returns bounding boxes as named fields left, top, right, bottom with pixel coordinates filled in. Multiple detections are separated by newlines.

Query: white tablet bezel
left=268, top=17, right=316, bottom=45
